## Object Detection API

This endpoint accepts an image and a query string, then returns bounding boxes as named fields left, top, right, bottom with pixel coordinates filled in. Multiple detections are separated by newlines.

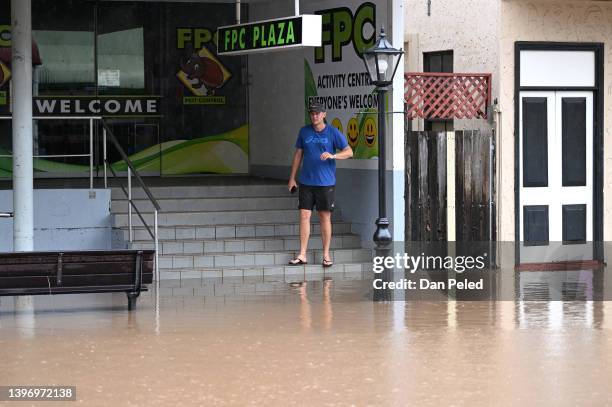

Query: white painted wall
left=0, top=189, right=112, bottom=251
left=404, top=0, right=500, bottom=130
left=391, top=0, right=406, bottom=241
left=499, top=1, right=612, bottom=246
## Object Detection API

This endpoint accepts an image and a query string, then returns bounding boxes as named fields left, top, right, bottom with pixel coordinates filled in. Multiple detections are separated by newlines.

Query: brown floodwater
left=1, top=272, right=611, bottom=406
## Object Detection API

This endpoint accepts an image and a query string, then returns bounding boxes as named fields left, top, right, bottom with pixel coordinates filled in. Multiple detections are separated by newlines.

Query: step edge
left=127, top=234, right=361, bottom=243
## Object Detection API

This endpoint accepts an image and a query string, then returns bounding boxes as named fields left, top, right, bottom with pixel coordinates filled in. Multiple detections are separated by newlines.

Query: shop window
left=97, top=3, right=148, bottom=95
left=0, top=0, right=250, bottom=177
left=32, top=0, right=96, bottom=95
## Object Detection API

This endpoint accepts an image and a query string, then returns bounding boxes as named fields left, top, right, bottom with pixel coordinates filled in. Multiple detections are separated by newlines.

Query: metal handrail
left=100, top=119, right=160, bottom=282
left=0, top=116, right=98, bottom=188
left=100, top=120, right=161, bottom=211
left=106, top=164, right=156, bottom=240
left=0, top=212, right=13, bottom=218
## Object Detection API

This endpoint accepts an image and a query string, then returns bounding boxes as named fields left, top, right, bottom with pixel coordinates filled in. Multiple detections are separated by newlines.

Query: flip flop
left=322, top=258, right=333, bottom=267
left=288, top=257, right=308, bottom=265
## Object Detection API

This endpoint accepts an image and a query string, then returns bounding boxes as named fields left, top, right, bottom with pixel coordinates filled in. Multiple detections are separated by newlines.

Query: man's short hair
left=308, top=100, right=325, bottom=113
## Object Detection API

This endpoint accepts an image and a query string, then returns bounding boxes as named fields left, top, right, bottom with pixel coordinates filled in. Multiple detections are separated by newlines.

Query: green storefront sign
left=217, top=15, right=321, bottom=55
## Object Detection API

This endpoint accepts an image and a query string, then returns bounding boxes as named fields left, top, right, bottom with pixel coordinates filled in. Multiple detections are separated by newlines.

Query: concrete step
left=113, top=209, right=343, bottom=227
left=116, top=221, right=353, bottom=241
left=158, top=262, right=372, bottom=280
left=157, top=248, right=373, bottom=270
left=129, top=234, right=362, bottom=254
left=157, top=271, right=370, bottom=295
left=111, top=196, right=299, bottom=213
left=111, top=184, right=288, bottom=200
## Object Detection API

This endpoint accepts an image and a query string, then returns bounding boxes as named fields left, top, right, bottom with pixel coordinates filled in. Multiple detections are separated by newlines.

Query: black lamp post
left=362, top=27, right=404, bottom=249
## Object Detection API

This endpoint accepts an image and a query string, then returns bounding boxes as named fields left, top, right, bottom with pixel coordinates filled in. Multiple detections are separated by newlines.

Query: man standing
left=288, top=101, right=353, bottom=267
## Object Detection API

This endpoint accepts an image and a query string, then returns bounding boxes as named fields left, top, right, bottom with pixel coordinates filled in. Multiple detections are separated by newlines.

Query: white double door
left=519, top=91, right=593, bottom=262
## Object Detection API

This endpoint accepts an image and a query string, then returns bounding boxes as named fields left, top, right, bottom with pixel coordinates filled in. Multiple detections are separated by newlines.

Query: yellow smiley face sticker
left=331, top=118, right=343, bottom=134
left=364, top=117, right=377, bottom=147
left=0, top=61, right=10, bottom=88
left=346, top=118, right=359, bottom=148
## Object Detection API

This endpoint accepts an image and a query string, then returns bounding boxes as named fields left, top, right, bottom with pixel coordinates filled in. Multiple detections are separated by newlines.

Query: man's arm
left=288, top=148, right=303, bottom=190
left=335, top=146, right=353, bottom=159
left=321, top=146, right=353, bottom=160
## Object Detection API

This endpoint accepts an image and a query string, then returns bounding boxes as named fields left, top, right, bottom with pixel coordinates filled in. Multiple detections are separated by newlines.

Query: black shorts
left=298, top=184, right=335, bottom=212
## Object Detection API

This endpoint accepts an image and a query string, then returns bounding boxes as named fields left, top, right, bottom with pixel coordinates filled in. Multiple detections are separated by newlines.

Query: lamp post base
left=373, top=218, right=392, bottom=301
left=373, top=217, right=392, bottom=249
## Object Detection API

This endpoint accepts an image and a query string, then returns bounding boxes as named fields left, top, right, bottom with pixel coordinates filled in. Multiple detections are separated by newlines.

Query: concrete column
left=390, top=0, right=405, bottom=242
left=11, top=0, right=34, bottom=252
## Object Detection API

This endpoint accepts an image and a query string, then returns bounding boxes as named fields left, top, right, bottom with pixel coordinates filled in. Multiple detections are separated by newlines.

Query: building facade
left=0, top=0, right=407, bottom=254
left=406, top=0, right=611, bottom=267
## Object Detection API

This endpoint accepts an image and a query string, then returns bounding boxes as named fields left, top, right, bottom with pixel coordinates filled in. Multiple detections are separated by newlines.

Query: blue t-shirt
left=295, top=124, right=348, bottom=186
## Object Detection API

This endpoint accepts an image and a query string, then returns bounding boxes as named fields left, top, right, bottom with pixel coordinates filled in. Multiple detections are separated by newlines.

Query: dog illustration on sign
left=177, top=46, right=231, bottom=96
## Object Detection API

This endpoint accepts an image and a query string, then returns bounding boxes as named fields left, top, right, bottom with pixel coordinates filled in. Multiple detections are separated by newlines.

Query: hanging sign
left=217, top=15, right=322, bottom=55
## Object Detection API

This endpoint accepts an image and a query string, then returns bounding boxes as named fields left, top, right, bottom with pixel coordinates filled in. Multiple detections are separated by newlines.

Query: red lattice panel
left=404, top=73, right=492, bottom=120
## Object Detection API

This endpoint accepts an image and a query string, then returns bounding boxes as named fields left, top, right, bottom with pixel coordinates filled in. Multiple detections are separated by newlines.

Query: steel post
left=89, top=118, right=93, bottom=189
left=373, top=88, right=392, bottom=248
left=154, top=209, right=159, bottom=282
left=128, top=167, right=133, bottom=242
left=11, top=0, right=34, bottom=252
left=103, top=127, right=107, bottom=189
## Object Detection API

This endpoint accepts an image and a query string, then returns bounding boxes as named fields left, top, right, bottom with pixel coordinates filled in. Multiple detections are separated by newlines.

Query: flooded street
left=1, top=273, right=612, bottom=406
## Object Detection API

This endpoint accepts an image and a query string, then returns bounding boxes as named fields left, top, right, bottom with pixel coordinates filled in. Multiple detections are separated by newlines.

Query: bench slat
left=0, top=286, right=149, bottom=296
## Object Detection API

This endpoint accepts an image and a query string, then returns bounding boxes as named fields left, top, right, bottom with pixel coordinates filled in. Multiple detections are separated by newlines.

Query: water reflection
left=1, top=272, right=611, bottom=406
left=290, top=278, right=334, bottom=332
left=518, top=269, right=603, bottom=301
left=517, top=300, right=604, bottom=330
left=1, top=269, right=610, bottom=328
left=13, top=296, right=35, bottom=339
left=370, top=266, right=609, bottom=303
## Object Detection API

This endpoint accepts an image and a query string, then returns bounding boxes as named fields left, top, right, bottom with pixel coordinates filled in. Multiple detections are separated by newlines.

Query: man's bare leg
left=297, top=209, right=312, bottom=262
left=319, top=210, right=332, bottom=264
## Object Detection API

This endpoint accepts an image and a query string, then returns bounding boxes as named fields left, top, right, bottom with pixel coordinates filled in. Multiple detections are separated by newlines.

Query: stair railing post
left=154, top=209, right=159, bottom=282
left=128, top=167, right=133, bottom=243
left=103, top=125, right=107, bottom=189
left=89, top=118, right=93, bottom=189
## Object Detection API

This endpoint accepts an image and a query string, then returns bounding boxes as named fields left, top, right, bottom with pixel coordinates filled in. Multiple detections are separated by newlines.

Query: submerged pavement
left=1, top=272, right=611, bottom=406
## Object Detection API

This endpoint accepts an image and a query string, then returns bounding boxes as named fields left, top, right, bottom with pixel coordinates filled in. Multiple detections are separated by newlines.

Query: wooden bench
left=0, top=250, right=155, bottom=310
